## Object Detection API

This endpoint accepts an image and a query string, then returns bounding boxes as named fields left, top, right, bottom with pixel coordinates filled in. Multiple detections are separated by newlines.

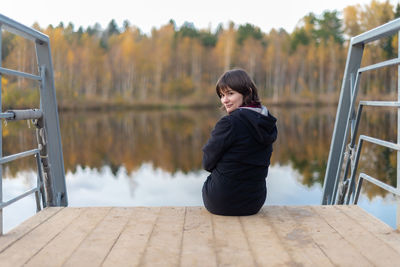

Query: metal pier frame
left=0, top=14, right=67, bottom=234
left=322, top=18, right=400, bottom=227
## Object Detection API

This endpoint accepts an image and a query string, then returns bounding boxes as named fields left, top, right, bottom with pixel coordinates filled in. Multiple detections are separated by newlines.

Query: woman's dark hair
left=216, top=68, right=261, bottom=107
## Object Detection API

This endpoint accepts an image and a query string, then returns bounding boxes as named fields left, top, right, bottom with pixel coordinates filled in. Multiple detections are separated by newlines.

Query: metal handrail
left=0, top=14, right=48, bottom=43
left=0, top=67, right=42, bottom=81
left=332, top=66, right=400, bottom=204
left=334, top=99, right=400, bottom=204
left=0, top=153, right=44, bottom=210
left=358, top=58, right=400, bottom=73
left=360, top=135, right=400, bottom=151
left=0, top=187, right=40, bottom=209
left=359, top=101, right=400, bottom=107
left=322, top=17, right=400, bottom=208
left=354, top=173, right=400, bottom=205
left=0, top=112, right=14, bottom=119
left=343, top=134, right=400, bottom=204
left=0, top=148, right=41, bottom=165
left=0, top=14, right=67, bottom=235
left=352, top=17, right=400, bottom=45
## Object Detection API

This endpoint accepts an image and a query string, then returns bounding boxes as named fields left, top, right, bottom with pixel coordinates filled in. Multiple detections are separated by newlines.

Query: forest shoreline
left=56, top=91, right=399, bottom=111
left=57, top=98, right=340, bottom=111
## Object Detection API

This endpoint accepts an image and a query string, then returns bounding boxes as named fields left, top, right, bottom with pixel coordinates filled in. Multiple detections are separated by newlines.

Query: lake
left=2, top=106, right=399, bottom=232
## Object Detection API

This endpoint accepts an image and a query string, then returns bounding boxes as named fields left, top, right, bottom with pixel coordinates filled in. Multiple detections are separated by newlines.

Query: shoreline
left=57, top=98, right=340, bottom=111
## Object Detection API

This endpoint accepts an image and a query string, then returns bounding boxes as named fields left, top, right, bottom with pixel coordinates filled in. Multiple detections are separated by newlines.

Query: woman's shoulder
left=215, top=114, right=233, bottom=129
left=228, top=108, right=251, bottom=122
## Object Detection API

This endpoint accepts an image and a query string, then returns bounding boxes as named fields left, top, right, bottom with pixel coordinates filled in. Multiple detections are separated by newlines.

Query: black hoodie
left=202, top=107, right=277, bottom=216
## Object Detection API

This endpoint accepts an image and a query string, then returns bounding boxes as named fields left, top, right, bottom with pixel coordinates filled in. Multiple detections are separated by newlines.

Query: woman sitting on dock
left=202, top=69, right=277, bottom=216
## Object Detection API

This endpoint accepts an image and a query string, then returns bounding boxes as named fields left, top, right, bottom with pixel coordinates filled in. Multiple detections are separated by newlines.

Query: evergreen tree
left=236, top=23, right=262, bottom=45
left=315, top=11, right=344, bottom=45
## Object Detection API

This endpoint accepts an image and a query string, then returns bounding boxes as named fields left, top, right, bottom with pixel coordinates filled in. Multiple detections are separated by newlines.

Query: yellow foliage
left=2, top=126, right=9, bottom=137
left=1, top=77, right=8, bottom=87
left=67, top=50, right=74, bottom=65
left=1, top=2, right=399, bottom=106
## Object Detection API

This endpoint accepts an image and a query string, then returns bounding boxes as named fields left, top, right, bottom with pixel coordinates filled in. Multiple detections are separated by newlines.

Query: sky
left=1, top=0, right=399, bottom=34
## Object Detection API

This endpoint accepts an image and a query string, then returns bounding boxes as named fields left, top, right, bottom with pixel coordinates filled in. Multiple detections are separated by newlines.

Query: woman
left=202, top=69, right=277, bottom=216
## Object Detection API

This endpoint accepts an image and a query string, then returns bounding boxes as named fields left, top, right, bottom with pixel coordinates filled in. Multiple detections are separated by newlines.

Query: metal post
left=35, top=41, right=67, bottom=206
left=337, top=103, right=364, bottom=204
left=34, top=152, right=43, bottom=212
left=332, top=72, right=362, bottom=204
left=397, top=30, right=400, bottom=229
left=345, top=138, right=364, bottom=204
left=0, top=24, right=3, bottom=235
left=322, top=43, right=364, bottom=204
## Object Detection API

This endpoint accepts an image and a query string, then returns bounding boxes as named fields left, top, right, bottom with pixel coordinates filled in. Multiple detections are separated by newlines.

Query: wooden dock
left=0, top=206, right=399, bottom=266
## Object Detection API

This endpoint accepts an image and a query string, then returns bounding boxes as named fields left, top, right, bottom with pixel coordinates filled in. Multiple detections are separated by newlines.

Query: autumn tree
left=1, top=0, right=398, bottom=107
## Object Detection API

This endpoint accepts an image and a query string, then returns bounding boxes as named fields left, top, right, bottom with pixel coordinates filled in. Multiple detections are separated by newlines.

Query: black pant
left=202, top=174, right=267, bottom=216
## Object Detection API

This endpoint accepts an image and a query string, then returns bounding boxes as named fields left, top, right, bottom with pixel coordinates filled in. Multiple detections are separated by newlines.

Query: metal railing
left=0, top=14, right=67, bottom=234
left=322, top=18, right=400, bottom=227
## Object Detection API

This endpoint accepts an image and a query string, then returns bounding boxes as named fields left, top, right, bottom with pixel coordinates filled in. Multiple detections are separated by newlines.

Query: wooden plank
left=179, top=207, right=217, bottom=267
left=212, top=212, right=256, bottom=266
left=1, top=205, right=399, bottom=267
left=336, top=205, right=400, bottom=254
left=239, top=206, right=292, bottom=266
left=25, top=207, right=111, bottom=266
left=139, top=207, right=186, bottom=266
left=63, top=207, right=133, bottom=267
left=102, top=207, right=160, bottom=267
left=0, top=207, right=83, bottom=267
left=285, top=206, right=373, bottom=266
left=313, top=205, right=400, bottom=266
left=0, top=207, right=63, bottom=253
left=264, top=206, right=334, bottom=266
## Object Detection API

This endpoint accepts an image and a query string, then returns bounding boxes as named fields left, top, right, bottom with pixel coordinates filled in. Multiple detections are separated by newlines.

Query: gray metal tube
left=36, top=45, right=67, bottom=206
left=397, top=30, right=400, bottom=230
left=360, top=135, right=400, bottom=151
left=0, top=67, right=42, bottom=81
left=353, top=175, right=364, bottom=205
left=360, top=101, right=400, bottom=107
left=6, top=109, right=43, bottom=121
left=359, top=173, right=400, bottom=196
left=0, top=112, right=14, bottom=119
left=0, top=149, right=41, bottom=164
left=0, top=187, right=39, bottom=209
left=0, top=24, right=3, bottom=235
left=322, top=44, right=364, bottom=205
left=35, top=152, right=46, bottom=208
left=35, top=118, right=53, bottom=207
left=336, top=104, right=364, bottom=204
left=345, top=138, right=364, bottom=204
left=358, top=58, right=400, bottom=73
left=0, top=14, right=48, bottom=42
left=352, top=18, right=400, bottom=45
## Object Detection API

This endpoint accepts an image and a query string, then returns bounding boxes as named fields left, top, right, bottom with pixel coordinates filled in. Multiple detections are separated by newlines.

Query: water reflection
left=60, top=109, right=217, bottom=174
left=0, top=107, right=341, bottom=184
left=2, top=106, right=399, bottom=231
left=65, top=164, right=324, bottom=207
left=67, top=164, right=206, bottom=207
left=5, top=107, right=337, bottom=182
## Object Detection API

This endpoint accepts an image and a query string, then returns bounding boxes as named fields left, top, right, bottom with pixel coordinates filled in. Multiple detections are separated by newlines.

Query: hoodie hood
left=232, top=106, right=277, bottom=145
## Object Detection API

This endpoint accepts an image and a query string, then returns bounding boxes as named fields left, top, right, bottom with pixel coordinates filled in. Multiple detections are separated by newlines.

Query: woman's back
left=202, top=107, right=277, bottom=216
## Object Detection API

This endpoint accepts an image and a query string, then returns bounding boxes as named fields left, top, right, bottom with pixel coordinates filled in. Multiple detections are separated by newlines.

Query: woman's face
left=220, top=88, right=244, bottom=113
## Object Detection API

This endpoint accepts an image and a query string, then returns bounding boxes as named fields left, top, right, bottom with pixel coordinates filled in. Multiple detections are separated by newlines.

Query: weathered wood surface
left=0, top=205, right=400, bottom=266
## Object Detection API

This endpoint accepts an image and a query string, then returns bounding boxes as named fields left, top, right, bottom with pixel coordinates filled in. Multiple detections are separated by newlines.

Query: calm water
left=2, top=106, right=399, bottom=232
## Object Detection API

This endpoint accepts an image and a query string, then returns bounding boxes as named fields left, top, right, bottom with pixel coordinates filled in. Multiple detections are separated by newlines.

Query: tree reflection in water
left=3, top=106, right=400, bottom=231
left=1, top=106, right=398, bottom=201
